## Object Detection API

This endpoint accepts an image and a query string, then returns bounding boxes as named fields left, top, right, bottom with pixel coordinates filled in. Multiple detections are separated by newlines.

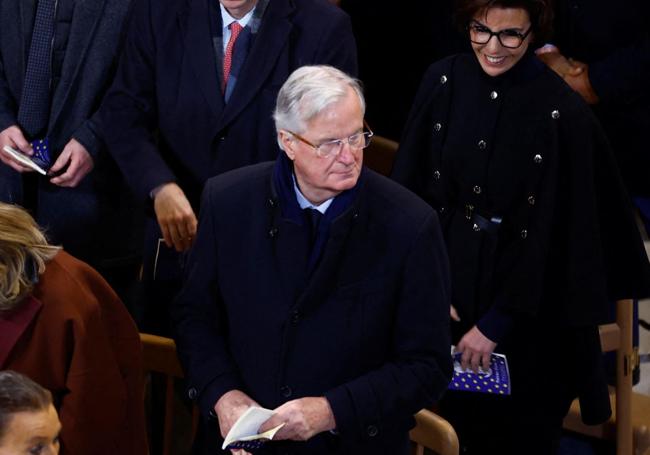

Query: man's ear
left=278, top=131, right=296, bottom=160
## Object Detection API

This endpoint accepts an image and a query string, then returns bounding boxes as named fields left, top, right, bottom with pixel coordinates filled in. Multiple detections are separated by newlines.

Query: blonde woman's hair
left=0, top=203, right=60, bottom=311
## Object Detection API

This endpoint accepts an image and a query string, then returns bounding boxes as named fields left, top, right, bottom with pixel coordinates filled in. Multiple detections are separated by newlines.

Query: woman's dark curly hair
left=454, top=0, right=553, bottom=44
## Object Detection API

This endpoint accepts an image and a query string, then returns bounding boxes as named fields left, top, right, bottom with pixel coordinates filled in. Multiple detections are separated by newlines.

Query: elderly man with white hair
left=172, top=65, right=452, bottom=455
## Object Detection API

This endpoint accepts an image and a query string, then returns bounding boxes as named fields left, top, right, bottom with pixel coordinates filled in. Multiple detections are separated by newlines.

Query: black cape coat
left=392, top=52, right=650, bottom=424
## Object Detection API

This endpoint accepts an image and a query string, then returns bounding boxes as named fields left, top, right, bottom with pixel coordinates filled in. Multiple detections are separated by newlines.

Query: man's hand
left=535, top=44, right=582, bottom=78
left=153, top=182, right=198, bottom=252
left=259, top=397, right=335, bottom=442
left=536, top=45, right=599, bottom=104
left=49, top=138, right=94, bottom=187
left=563, top=62, right=600, bottom=104
left=0, top=125, right=34, bottom=172
left=456, top=325, right=497, bottom=373
left=214, top=390, right=259, bottom=455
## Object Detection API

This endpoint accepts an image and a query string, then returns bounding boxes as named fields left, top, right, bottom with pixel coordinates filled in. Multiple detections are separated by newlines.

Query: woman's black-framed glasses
left=468, top=21, right=532, bottom=49
left=287, top=120, right=374, bottom=159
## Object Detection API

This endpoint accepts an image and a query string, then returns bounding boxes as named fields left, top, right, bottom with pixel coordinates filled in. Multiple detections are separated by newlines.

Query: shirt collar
left=292, top=173, right=334, bottom=214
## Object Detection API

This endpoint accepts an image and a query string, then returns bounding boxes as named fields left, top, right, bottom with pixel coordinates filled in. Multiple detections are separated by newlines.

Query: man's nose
left=336, top=141, right=355, bottom=163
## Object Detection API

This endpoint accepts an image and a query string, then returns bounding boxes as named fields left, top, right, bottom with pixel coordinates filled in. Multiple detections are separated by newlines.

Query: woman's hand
left=456, top=326, right=497, bottom=373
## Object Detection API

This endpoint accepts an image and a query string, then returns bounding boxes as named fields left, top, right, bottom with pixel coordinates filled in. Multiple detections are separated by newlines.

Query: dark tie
left=304, top=208, right=323, bottom=244
left=17, top=0, right=56, bottom=140
left=222, top=22, right=243, bottom=92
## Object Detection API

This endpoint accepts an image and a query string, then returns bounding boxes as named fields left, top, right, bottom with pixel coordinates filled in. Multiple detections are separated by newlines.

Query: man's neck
left=225, top=1, right=257, bottom=19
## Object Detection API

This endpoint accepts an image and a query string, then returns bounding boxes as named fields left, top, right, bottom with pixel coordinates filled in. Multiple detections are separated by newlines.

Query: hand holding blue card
left=448, top=350, right=511, bottom=395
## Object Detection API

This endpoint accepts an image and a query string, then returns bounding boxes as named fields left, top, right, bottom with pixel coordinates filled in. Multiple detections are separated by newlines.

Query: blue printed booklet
left=448, top=349, right=511, bottom=395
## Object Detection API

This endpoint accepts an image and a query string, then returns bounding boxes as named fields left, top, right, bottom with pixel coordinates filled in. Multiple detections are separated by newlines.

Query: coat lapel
left=297, top=208, right=359, bottom=315
left=50, top=0, right=107, bottom=130
left=181, top=0, right=224, bottom=119
left=0, top=296, right=42, bottom=367
left=49, top=0, right=107, bottom=130
left=216, top=0, right=293, bottom=130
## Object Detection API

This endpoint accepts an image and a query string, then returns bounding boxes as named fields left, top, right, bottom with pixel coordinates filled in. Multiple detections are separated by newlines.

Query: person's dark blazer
left=100, top=0, right=358, bottom=207
left=0, top=0, right=138, bottom=266
left=172, top=162, right=452, bottom=454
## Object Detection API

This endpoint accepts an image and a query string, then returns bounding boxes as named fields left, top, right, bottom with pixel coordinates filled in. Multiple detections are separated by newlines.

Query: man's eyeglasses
left=468, top=21, right=532, bottom=49
left=287, top=120, right=374, bottom=159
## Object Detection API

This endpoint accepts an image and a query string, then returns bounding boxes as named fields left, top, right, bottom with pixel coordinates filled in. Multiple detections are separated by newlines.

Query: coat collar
left=269, top=153, right=366, bottom=315
left=180, top=0, right=295, bottom=129
left=180, top=0, right=225, bottom=119
left=0, top=296, right=43, bottom=367
left=49, top=0, right=109, bottom=131
left=217, top=0, right=294, bottom=129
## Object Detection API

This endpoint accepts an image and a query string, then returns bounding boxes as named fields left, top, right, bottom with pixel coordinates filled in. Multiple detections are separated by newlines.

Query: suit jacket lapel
left=49, top=0, right=107, bottom=130
left=181, top=0, right=224, bottom=119
left=216, top=0, right=293, bottom=130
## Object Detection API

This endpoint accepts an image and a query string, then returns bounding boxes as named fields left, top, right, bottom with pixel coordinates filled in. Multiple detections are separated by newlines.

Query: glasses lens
left=499, top=31, right=523, bottom=48
left=469, top=25, right=490, bottom=44
left=318, top=140, right=342, bottom=157
left=348, top=132, right=364, bottom=148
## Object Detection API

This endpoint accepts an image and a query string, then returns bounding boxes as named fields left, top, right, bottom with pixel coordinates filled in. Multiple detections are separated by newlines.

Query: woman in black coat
left=391, top=0, right=650, bottom=453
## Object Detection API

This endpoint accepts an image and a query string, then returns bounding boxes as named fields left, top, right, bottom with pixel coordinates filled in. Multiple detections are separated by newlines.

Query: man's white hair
left=273, top=65, right=365, bottom=148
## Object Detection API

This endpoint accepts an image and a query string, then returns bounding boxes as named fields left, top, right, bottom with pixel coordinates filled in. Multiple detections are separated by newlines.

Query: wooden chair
left=410, top=409, right=459, bottom=455
left=140, top=333, right=197, bottom=455
left=563, top=299, right=650, bottom=455
left=364, top=134, right=399, bottom=176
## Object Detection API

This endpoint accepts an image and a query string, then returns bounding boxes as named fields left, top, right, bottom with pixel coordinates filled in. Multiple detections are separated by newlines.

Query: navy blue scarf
left=272, top=152, right=360, bottom=273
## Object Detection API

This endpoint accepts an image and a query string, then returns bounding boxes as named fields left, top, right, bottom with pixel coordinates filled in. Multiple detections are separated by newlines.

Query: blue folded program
left=449, top=351, right=511, bottom=395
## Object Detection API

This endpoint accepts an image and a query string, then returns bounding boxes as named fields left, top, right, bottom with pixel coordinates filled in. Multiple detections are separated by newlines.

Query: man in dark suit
left=172, top=65, right=452, bottom=455
left=0, top=0, right=139, bottom=286
left=99, top=0, right=357, bottom=332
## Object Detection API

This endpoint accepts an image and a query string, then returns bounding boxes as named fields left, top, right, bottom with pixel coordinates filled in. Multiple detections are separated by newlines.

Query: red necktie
left=223, top=22, right=243, bottom=91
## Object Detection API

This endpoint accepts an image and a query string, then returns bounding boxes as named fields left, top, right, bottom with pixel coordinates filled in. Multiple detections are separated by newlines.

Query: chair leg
left=617, top=299, right=634, bottom=455
left=163, top=376, right=175, bottom=455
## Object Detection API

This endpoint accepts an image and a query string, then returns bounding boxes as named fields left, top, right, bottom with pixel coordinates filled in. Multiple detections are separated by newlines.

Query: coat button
left=268, top=198, right=276, bottom=207
left=440, top=75, right=448, bottom=84
left=291, top=310, right=301, bottom=324
left=439, top=206, right=445, bottom=213
left=521, top=229, right=528, bottom=239
left=268, top=227, right=279, bottom=238
left=433, top=170, right=441, bottom=180
left=490, top=90, right=498, bottom=100
left=188, top=388, right=198, bottom=400
left=473, top=223, right=480, bottom=232
left=280, top=386, right=292, bottom=398
left=533, top=154, right=543, bottom=164
left=473, top=185, right=482, bottom=194
left=433, top=122, right=442, bottom=132
left=551, top=110, right=560, bottom=119
left=478, top=140, right=487, bottom=150
left=528, top=195, right=536, bottom=205
left=367, top=425, right=379, bottom=437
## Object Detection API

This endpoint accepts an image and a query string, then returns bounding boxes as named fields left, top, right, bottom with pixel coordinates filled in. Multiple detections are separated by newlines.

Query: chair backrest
left=364, top=135, right=399, bottom=176
left=140, top=333, right=196, bottom=455
left=410, top=409, right=459, bottom=455
left=562, top=299, right=649, bottom=455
